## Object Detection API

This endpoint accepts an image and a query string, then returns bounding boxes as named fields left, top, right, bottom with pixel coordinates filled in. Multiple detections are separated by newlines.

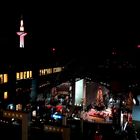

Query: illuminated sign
left=53, top=67, right=62, bottom=73
left=75, top=79, right=84, bottom=106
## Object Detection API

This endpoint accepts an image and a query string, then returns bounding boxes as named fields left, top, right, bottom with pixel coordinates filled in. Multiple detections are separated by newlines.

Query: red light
left=53, top=48, right=56, bottom=51
left=51, top=48, right=56, bottom=52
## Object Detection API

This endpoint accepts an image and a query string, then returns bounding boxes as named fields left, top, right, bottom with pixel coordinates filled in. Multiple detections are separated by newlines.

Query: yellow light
left=4, top=91, right=8, bottom=99
left=16, top=104, right=22, bottom=111
left=45, top=69, right=47, bottom=75
left=0, top=74, right=3, bottom=84
left=16, top=72, right=20, bottom=80
left=24, top=71, right=27, bottom=79
left=53, top=67, right=62, bottom=73
left=39, top=70, right=42, bottom=76
left=41, top=69, right=43, bottom=75
left=30, top=71, right=32, bottom=78
left=20, top=72, right=23, bottom=79
left=27, top=71, right=30, bottom=78
left=46, top=68, right=52, bottom=74
left=4, top=74, right=8, bottom=83
left=43, top=69, right=45, bottom=75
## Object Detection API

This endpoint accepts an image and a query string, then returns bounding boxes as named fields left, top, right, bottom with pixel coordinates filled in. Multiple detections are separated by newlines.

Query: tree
left=96, top=87, right=104, bottom=110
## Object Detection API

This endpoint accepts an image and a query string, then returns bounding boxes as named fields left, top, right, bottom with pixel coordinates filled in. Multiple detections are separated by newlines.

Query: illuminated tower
left=16, top=17, right=27, bottom=48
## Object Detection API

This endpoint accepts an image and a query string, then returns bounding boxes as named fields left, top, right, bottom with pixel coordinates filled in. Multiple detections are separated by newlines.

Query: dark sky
left=1, top=3, right=140, bottom=90
left=1, top=3, right=140, bottom=60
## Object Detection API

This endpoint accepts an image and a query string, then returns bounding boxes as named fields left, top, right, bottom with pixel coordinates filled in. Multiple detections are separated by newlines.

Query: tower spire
left=20, top=15, right=24, bottom=31
left=16, top=15, right=27, bottom=48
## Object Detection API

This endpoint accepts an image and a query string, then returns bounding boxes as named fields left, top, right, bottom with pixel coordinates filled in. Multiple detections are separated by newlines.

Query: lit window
left=43, top=69, right=45, bottom=75
left=16, top=72, right=20, bottom=80
left=27, top=71, right=30, bottom=78
left=46, top=68, right=52, bottom=74
left=4, top=74, right=8, bottom=83
left=41, top=69, right=43, bottom=75
left=41, top=70, right=43, bottom=75
left=45, top=69, right=47, bottom=75
left=24, top=71, right=27, bottom=79
left=39, top=70, right=42, bottom=76
left=53, top=67, right=62, bottom=73
left=16, top=104, right=22, bottom=111
left=0, top=74, right=3, bottom=84
left=30, top=71, right=32, bottom=78
left=20, top=72, right=23, bottom=79
left=4, top=91, right=8, bottom=99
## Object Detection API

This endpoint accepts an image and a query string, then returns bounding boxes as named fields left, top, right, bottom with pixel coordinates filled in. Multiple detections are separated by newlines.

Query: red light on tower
left=16, top=17, right=27, bottom=48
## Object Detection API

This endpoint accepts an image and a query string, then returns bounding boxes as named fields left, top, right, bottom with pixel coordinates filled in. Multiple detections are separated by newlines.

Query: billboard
left=75, top=79, right=84, bottom=106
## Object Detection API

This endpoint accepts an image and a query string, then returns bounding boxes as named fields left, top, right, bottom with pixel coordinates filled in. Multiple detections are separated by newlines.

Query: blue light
left=51, top=114, right=62, bottom=119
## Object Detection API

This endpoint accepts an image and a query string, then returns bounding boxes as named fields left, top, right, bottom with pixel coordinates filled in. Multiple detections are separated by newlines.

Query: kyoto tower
left=16, top=16, right=27, bottom=48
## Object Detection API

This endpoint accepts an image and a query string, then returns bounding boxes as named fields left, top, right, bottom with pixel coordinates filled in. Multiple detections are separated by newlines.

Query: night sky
left=1, top=3, right=140, bottom=64
left=1, top=4, right=140, bottom=49
left=0, top=3, right=140, bottom=91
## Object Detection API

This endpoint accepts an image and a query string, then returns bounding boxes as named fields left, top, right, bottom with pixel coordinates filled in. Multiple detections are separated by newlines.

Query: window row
left=1, top=67, right=63, bottom=82
left=39, top=68, right=52, bottom=76
left=16, top=71, right=32, bottom=80
left=39, top=67, right=63, bottom=76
